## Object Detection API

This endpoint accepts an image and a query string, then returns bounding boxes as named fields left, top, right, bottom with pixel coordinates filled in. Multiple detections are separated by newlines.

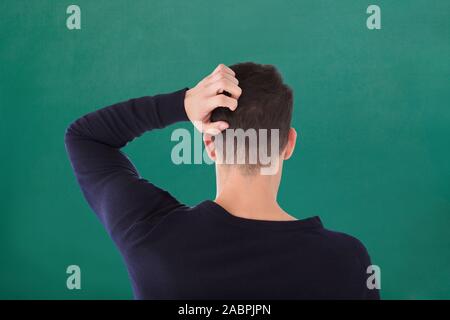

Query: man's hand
left=185, top=64, right=242, bottom=134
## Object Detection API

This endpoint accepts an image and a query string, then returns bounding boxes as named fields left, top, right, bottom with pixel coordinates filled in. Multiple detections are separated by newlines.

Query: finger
left=207, top=79, right=242, bottom=99
left=198, top=73, right=213, bottom=86
left=203, top=121, right=229, bottom=135
left=206, top=71, right=239, bottom=86
left=203, top=133, right=213, bottom=143
left=208, top=94, right=238, bottom=111
left=212, top=64, right=235, bottom=77
left=200, top=66, right=236, bottom=86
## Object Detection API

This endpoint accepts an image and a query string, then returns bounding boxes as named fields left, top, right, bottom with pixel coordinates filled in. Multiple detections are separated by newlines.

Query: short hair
left=210, top=62, right=293, bottom=174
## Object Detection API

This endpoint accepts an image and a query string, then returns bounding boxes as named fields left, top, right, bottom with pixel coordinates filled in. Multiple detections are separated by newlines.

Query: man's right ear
left=203, top=133, right=216, bottom=162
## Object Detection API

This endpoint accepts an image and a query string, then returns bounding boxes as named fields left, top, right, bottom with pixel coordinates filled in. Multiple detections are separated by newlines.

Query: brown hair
left=210, top=62, right=293, bottom=173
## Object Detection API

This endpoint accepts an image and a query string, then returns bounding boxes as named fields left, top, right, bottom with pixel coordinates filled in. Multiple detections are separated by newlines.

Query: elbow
left=64, top=123, right=75, bottom=156
left=64, top=118, right=84, bottom=148
left=64, top=121, right=77, bottom=144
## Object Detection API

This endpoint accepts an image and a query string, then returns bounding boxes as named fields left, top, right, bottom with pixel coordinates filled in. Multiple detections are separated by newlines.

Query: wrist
left=184, top=88, right=194, bottom=122
left=155, top=88, right=190, bottom=126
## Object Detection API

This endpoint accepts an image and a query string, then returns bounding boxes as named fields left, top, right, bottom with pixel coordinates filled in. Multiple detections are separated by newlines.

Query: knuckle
left=218, top=79, right=227, bottom=88
left=219, top=95, right=228, bottom=105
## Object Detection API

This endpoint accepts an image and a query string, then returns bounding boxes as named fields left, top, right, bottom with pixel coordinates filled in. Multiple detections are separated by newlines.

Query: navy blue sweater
left=65, top=88, right=380, bottom=300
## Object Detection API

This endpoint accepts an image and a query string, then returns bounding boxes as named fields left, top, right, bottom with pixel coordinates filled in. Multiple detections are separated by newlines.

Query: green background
left=1, top=0, right=449, bottom=299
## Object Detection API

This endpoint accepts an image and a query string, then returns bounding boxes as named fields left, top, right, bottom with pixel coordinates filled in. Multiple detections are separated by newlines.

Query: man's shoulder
left=313, top=227, right=370, bottom=258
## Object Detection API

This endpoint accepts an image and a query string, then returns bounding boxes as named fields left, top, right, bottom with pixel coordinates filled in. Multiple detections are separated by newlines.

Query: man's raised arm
left=64, top=64, right=240, bottom=248
left=64, top=88, right=189, bottom=246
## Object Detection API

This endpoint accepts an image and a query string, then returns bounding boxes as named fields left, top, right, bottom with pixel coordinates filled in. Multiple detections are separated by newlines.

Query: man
left=65, top=62, right=379, bottom=299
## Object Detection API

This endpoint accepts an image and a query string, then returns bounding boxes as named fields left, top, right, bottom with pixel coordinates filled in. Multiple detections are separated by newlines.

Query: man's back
left=123, top=201, right=378, bottom=299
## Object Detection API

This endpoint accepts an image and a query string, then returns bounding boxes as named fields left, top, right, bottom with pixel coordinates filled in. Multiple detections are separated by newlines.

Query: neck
left=214, top=166, right=295, bottom=221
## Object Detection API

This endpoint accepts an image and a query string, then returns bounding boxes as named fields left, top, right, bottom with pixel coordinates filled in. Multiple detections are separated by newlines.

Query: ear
left=283, top=128, right=297, bottom=160
left=203, top=133, right=216, bottom=161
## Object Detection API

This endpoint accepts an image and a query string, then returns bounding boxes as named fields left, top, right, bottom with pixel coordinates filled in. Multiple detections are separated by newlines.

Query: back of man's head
left=210, top=62, right=294, bottom=174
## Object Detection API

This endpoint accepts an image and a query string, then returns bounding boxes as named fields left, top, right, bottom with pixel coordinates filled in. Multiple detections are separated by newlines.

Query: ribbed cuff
left=155, top=88, right=189, bottom=127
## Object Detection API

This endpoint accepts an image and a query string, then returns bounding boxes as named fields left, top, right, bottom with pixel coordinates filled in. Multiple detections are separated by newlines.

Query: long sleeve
left=64, top=88, right=189, bottom=248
